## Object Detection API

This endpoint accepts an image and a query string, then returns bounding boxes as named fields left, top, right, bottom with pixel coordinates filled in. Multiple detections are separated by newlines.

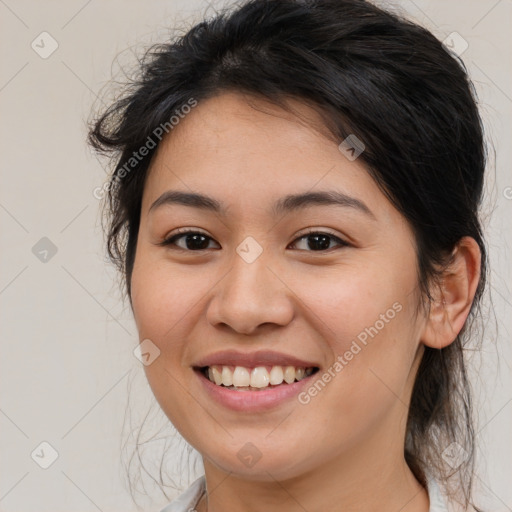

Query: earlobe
left=421, top=236, right=481, bottom=349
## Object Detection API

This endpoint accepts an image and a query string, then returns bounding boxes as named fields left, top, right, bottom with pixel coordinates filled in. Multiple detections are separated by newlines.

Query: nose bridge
left=225, top=233, right=274, bottom=298
left=206, top=239, right=293, bottom=334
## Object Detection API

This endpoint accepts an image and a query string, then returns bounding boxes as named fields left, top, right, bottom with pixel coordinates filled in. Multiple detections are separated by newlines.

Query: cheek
left=130, top=250, right=220, bottom=379
left=296, top=258, right=421, bottom=411
left=130, top=253, right=201, bottom=425
left=303, top=261, right=416, bottom=350
left=130, top=250, right=197, bottom=340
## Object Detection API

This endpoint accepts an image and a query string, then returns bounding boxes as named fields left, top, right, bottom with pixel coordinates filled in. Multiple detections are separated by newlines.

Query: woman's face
left=131, top=91, right=428, bottom=481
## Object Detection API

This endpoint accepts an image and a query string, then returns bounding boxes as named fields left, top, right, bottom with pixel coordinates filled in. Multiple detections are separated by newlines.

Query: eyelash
left=158, top=228, right=349, bottom=252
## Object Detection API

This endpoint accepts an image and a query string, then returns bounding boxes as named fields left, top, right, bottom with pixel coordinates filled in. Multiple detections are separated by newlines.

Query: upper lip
left=193, top=350, right=320, bottom=369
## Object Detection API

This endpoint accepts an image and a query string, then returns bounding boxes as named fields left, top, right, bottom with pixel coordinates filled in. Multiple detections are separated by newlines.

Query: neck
left=197, top=428, right=429, bottom=512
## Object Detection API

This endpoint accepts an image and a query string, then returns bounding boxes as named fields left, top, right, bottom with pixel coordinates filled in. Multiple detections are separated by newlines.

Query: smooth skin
left=130, top=92, right=481, bottom=512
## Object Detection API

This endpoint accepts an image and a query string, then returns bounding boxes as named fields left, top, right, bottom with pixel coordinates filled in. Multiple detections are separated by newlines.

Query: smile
left=202, top=365, right=318, bottom=390
left=192, top=350, right=321, bottom=411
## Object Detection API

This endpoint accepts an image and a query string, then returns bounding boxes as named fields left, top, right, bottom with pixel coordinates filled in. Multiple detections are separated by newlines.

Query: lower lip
left=194, top=369, right=317, bottom=412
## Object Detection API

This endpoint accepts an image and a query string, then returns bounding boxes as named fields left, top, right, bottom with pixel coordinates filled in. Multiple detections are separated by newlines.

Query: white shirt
left=159, top=473, right=449, bottom=512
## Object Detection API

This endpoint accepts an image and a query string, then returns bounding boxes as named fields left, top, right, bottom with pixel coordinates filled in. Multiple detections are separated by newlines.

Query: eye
left=159, top=229, right=220, bottom=251
left=159, top=228, right=348, bottom=252
left=288, top=229, right=349, bottom=252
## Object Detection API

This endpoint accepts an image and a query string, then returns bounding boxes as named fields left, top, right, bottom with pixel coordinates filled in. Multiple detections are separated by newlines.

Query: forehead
left=142, top=92, right=391, bottom=223
left=157, top=92, right=342, bottom=162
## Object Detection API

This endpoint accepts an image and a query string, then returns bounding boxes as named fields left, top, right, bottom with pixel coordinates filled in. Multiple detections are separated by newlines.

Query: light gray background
left=0, top=1, right=511, bottom=511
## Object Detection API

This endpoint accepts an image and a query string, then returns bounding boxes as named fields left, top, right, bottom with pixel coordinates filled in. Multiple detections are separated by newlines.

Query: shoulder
left=159, top=476, right=206, bottom=512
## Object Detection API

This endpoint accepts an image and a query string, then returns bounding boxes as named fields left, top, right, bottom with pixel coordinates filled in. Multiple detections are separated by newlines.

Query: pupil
left=186, top=234, right=209, bottom=250
left=309, top=234, right=330, bottom=251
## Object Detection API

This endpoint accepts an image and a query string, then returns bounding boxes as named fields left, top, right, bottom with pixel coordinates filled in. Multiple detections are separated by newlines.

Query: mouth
left=194, top=364, right=320, bottom=391
left=191, top=350, right=321, bottom=411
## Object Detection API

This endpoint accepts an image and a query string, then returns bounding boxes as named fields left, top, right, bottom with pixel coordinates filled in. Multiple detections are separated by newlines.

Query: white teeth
left=205, top=364, right=314, bottom=388
left=212, top=366, right=223, bottom=386
left=232, top=366, right=251, bottom=387
left=283, top=366, right=296, bottom=384
left=269, top=366, right=284, bottom=385
left=250, top=367, right=270, bottom=388
left=221, top=366, right=233, bottom=386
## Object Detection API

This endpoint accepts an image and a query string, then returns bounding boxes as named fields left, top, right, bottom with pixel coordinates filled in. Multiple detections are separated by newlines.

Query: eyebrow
left=148, top=189, right=375, bottom=219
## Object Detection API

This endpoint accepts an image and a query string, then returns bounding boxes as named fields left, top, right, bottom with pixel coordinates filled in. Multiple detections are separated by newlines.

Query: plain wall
left=1, top=1, right=511, bottom=511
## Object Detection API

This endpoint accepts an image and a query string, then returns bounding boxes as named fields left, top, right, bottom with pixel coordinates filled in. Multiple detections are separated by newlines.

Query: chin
left=202, top=444, right=314, bottom=482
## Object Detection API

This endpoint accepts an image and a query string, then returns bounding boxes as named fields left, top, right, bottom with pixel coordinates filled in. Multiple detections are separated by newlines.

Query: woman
left=88, top=0, right=488, bottom=510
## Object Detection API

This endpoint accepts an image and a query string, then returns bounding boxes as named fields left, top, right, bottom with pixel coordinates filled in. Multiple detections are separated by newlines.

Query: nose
left=205, top=249, right=294, bottom=336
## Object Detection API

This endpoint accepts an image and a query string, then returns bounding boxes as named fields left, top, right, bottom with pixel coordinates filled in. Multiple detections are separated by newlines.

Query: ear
left=421, top=236, right=482, bottom=349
